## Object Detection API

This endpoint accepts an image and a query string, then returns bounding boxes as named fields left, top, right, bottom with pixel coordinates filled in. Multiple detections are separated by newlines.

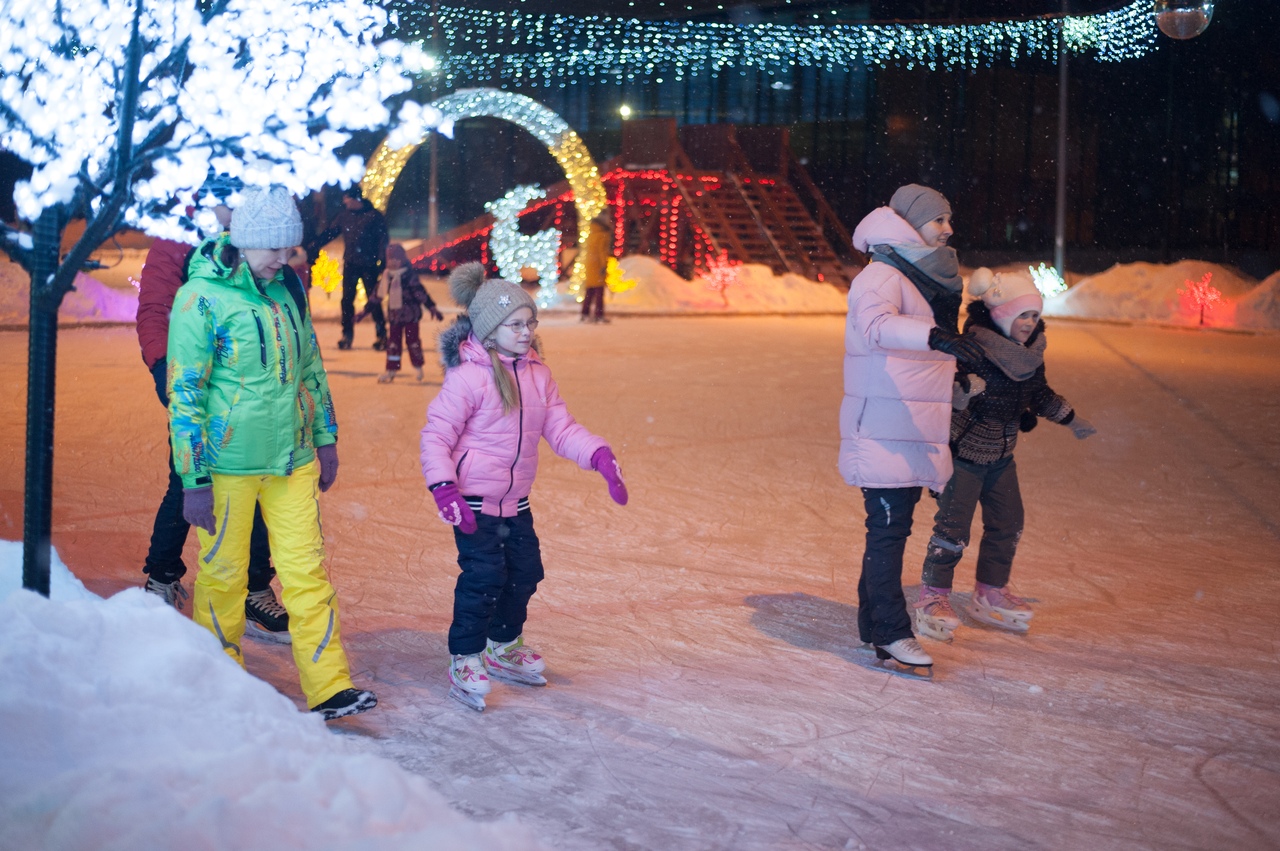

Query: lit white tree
left=0, top=0, right=443, bottom=594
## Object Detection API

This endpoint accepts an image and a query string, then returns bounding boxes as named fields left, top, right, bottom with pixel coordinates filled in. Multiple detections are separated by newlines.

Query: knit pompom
left=967, top=267, right=995, bottom=298
left=448, top=262, right=486, bottom=309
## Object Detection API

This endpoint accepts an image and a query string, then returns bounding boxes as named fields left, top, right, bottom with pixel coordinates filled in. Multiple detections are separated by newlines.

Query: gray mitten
left=183, top=486, right=216, bottom=535
left=1069, top=414, right=1097, bottom=440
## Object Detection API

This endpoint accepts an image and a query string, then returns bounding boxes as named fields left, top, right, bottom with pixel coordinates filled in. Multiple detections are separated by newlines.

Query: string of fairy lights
left=385, top=1, right=1157, bottom=88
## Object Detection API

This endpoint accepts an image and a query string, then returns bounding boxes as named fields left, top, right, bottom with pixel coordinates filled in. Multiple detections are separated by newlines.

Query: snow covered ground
left=2, top=314, right=1278, bottom=850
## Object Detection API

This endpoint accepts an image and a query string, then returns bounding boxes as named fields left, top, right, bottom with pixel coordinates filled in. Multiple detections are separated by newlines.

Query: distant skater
left=839, top=184, right=984, bottom=674
left=913, top=268, right=1096, bottom=641
left=372, top=242, right=443, bottom=383
left=421, top=263, right=629, bottom=711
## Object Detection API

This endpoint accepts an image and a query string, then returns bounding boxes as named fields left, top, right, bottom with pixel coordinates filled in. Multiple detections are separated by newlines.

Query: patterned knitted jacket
left=950, top=302, right=1075, bottom=465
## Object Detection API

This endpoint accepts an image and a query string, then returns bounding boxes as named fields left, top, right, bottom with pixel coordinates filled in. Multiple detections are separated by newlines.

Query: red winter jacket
left=135, top=238, right=195, bottom=369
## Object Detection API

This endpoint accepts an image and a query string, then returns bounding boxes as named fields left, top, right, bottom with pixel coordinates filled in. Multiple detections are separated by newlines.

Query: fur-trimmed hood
left=437, top=314, right=544, bottom=371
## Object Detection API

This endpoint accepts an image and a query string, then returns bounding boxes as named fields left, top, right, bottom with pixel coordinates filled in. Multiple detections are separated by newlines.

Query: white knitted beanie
left=229, top=186, right=303, bottom=249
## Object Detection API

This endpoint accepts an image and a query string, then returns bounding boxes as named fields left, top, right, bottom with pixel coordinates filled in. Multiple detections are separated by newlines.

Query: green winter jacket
left=168, top=235, right=337, bottom=489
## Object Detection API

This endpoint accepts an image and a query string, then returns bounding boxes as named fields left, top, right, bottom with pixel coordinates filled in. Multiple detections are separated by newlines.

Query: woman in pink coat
left=421, top=263, right=629, bottom=711
left=840, top=185, right=983, bottom=672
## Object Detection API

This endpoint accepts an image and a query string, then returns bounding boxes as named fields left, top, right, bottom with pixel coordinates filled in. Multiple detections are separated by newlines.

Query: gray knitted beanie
left=229, top=186, right=303, bottom=249
left=448, top=262, right=537, bottom=343
left=889, top=184, right=952, bottom=232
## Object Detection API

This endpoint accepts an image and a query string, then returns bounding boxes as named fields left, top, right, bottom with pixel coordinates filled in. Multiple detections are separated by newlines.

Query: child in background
left=421, top=263, right=628, bottom=711
left=914, top=268, right=1096, bottom=641
left=374, top=242, right=443, bottom=383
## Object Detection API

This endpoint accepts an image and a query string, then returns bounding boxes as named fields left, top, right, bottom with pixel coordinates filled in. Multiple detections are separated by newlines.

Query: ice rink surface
left=2, top=316, right=1278, bottom=850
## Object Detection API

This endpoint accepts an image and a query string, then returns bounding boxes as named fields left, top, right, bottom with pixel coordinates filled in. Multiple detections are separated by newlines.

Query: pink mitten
left=591, top=447, right=628, bottom=506
left=431, top=482, right=477, bottom=534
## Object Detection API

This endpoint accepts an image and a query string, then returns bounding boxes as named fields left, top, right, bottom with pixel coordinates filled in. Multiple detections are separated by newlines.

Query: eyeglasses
left=500, top=319, right=539, bottom=332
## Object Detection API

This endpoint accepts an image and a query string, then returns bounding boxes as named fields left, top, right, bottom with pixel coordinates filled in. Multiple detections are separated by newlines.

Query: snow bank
left=1236, top=270, right=1280, bottom=331
left=1, top=258, right=139, bottom=325
left=0, top=542, right=543, bottom=851
left=1043, top=260, right=1257, bottom=327
left=560, top=255, right=847, bottom=315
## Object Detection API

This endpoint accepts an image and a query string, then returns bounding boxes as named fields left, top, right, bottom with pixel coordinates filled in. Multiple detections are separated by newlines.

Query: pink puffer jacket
left=421, top=320, right=607, bottom=517
left=838, top=207, right=956, bottom=492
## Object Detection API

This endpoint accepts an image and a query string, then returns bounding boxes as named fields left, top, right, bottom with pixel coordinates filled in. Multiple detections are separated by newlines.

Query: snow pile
left=579, top=255, right=847, bottom=315
left=1, top=258, right=139, bottom=325
left=0, top=542, right=542, bottom=851
left=1044, top=260, right=1257, bottom=327
left=1236, top=270, right=1280, bottom=331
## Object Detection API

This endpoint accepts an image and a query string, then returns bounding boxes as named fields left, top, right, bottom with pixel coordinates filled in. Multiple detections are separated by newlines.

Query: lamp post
left=1054, top=0, right=1069, bottom=284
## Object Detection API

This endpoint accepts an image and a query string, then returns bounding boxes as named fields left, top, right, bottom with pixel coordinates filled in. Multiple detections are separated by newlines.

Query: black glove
left=928, top=327, right=984, bottom=367
left=428, top=305, right=444, bottom=322
left=150, top=357, right=169, bottom=407
left=1019, top=411, right=1039, bottom=433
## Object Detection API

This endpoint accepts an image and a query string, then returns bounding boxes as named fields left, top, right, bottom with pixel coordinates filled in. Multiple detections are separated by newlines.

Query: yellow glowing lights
left=361, top=88, right=607, bottom=288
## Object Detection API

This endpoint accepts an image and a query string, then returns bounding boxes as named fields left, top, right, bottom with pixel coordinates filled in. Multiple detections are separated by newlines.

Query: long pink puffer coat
left=839, top=207, right=956, bottom=493
left=421, top=318, right=607, bottom=517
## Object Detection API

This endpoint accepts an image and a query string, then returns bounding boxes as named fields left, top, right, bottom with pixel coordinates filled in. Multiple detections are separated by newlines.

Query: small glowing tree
left=1178, top=272, right=1222, bottom=326
left=0, top=0, right=442, bottom=595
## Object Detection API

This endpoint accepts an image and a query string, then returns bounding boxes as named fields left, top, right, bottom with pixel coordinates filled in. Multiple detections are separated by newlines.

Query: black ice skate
left=311, top=688, right=377, bottom=721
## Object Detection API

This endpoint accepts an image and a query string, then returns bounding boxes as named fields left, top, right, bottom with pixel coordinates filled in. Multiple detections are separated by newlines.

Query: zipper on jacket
left=282, top=302, right=303, bottom=361
left=252, top=313, right=268, bottom=368
left=455, top=450, right=469, bottom=478
left=499, top=358, right=524, bottom=517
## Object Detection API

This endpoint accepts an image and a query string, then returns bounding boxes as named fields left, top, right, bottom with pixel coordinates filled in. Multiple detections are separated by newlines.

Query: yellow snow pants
left=192, top=460, right=354, bottom=708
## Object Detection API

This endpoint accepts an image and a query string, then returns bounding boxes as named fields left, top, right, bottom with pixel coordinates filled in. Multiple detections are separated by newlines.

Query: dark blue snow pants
left=857, top=486, right=921, bottom=647
left=448, top=509, right=545, bottom=656
left=921, top=456, right=1024, bottom=591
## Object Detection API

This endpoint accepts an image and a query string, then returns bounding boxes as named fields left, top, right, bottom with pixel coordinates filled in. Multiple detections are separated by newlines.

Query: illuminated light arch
left=360, top=88, right=607, bottom=289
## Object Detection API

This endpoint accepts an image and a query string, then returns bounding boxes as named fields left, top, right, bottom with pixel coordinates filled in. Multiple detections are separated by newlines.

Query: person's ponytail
left=488, top=347, right=520, bottom=415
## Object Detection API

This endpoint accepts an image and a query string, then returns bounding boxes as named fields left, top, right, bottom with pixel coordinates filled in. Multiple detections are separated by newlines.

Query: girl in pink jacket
left=841, top=185, right=984, bottom=674
left=421, top=263, right=628, bottom=711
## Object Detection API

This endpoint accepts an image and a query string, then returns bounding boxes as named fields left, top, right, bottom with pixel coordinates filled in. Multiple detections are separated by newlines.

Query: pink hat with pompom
left=968, top=268, right=1043, bottom=337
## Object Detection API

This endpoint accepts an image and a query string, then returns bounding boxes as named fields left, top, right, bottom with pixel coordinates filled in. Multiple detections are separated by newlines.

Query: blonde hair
left=488, top=346, right=520, bottom=415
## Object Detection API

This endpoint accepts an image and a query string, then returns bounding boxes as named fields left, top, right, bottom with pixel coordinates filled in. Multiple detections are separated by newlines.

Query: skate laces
left=145, top=577, right=189, bottom=610
left=452, top=654, right=487, bottom=683
left=978, top=584, right=1030, bottom=612
left=246, top=588, right=286, bottom=618
left=488, top=638, right=540, bottom=665
left=915, top=589, right=956, bottom=618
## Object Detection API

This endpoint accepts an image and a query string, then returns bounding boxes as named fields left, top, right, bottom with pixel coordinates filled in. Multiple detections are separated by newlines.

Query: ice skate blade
left=449, top=685, right=487, bottom=712
left=244, top=621, right=292, bottom=645
left=485, top=666, right=547, bottom=687
left=966, top=608, right=1031, bottom=634
left=913, top=613, right=955, bottom=643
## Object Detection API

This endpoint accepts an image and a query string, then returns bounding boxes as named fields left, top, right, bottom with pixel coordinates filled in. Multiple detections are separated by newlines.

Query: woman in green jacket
left=168, top=185, right=375, bottom=721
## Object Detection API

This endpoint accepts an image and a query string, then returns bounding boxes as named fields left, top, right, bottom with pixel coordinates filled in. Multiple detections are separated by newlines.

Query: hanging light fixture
left=1153, top=0, right=1214, bottom=39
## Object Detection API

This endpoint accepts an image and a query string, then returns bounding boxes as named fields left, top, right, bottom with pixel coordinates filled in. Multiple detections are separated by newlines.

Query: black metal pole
left=22, top=206, right=66, bottom=596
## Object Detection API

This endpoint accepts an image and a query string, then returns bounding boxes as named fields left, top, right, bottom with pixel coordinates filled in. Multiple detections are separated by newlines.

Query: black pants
left=921, top=456, right=1024, bottom=591
left=340, top=264, right=386, bottom=341
left=856, top=487, right=921, bottom=646
left=448, top=510, right=545, bottom=656
left=146, top=387, right=272, bottom=590
left=581, top=286, right=605, bottom=319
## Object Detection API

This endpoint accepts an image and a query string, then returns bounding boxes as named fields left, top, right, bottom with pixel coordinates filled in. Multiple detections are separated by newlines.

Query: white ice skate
left=482, top=636, right=547, bottom=687
left=874, top=637, right=934, bottom=676
left=449, top=653, right=491, bottom=712
left=913, top=588, right=961, bottom=642
left=966, top=584, right=1033, bottom=634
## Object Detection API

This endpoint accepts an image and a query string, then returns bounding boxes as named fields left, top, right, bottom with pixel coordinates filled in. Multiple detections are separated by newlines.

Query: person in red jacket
left=135, top=176, right=290, bottom=642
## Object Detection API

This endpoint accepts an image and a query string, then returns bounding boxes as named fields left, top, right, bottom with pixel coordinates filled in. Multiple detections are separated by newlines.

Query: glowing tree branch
left=0, top=0, right=441, bottom=595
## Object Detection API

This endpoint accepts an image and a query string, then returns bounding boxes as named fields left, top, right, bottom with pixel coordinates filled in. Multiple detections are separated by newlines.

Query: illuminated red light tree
left=1178, top=273, right=1222, bottom=326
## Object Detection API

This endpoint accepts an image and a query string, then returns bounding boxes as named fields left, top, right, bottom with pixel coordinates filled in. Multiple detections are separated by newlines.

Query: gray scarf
left=972, top=326, right=1045, bottom=381
left=871, top=244, right=962, bottom=293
